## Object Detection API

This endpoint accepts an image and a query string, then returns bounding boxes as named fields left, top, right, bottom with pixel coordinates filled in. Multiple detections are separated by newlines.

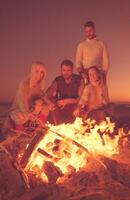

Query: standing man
left=44, top=59, right=84, bottom=124
left=76, top=21, right=110, bottom=83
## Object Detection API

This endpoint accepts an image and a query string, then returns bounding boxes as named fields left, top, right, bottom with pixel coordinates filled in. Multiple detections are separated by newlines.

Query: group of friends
left=3, top=21, right=113, bottom=134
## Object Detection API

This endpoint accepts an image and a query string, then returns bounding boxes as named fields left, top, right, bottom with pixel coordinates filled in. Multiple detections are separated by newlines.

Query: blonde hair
left=30, top=61, right=46, bottom=90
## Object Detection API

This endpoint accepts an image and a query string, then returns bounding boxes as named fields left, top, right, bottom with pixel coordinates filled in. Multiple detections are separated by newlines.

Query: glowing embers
left=24, top=117, right=125, bottom=183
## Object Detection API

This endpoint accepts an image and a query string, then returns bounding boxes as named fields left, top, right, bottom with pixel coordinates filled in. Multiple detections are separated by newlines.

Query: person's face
left=61, top=65, right=73, bottom=80
left=88, top=68, right=100, bottom=83
left=34, top=65, right=45, bottom=82
left=84, top=26, right=95, bottom=40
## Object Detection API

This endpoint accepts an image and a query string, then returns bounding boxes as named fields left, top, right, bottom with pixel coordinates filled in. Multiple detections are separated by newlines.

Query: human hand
left=34, top=99, right=43, bottom=114
left=81, top=72, right=87, bottom=79
left=73, top=108, right=80, bottom=117
left=77, top=66, right=84, bottom=73
left=57, top=99, right=68, bottom=109
left=49, top=103, right=56, bottom=111
left=28, top=113, right=36, bottom=121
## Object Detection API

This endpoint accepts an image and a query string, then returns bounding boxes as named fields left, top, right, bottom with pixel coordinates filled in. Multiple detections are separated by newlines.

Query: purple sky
left=0, top=0, right=130, bottom=102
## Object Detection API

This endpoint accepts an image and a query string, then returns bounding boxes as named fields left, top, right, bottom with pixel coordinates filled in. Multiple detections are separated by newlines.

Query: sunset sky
left=0, top=0, right=130, bottom=103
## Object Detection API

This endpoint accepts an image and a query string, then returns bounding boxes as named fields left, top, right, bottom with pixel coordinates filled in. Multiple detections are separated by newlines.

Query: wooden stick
left=49, top=129, right=107, bottom=169
left=0, top=129, right=30, bottom=147
left=20, top=131, right=44, bottom=168
left=26, top=118, right=107, bottom=169
left=37, top=148, right=59, bottom=161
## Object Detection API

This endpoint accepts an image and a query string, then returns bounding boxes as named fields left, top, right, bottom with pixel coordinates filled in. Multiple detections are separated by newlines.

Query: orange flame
left=24, top=117, right=127, bottom=183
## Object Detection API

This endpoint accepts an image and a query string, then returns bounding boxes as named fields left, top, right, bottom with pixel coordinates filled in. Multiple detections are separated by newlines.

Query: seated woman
left=74, top=66, right=110, bottom=123
left=3, top=61, right=49, bottom=134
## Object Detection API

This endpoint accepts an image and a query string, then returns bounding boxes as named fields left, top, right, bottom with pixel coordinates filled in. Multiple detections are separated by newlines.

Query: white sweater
left=78, top=82, right=109, bottom=112
left=76, top=38, right=110, bottom=73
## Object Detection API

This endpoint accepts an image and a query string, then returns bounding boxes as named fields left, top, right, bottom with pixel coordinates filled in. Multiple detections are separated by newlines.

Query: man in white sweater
left=76, top=21, right=110, bottom=83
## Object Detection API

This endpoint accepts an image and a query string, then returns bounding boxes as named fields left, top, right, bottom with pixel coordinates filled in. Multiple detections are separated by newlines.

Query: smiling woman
left=3, top=62, right=49, bottom=133
left=74, top=66, right=109, bottom=122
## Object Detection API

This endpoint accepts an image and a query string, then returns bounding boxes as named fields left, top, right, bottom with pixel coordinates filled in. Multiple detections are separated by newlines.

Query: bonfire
left=22, top=118, right=120, bottom=181
left=1, top=117, right=130, bottom=200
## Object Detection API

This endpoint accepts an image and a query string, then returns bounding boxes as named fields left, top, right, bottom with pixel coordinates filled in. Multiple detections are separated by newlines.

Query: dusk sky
left=0, top=0, right=130, bottom=103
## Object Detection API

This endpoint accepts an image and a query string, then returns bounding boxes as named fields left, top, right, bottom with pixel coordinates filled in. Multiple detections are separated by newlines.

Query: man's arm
left=44, top=80, right=57, bottom=105
left=73, top=85, right=89, bottom=117
left=78, top=77, right=85, bottom=97
left=102, top=42, right=110, bottom=75
left=57, top=98, right=79, bottom=109
left=76, top=43, right=84, bottom=73
left=102, top=84, right=110, bottom=104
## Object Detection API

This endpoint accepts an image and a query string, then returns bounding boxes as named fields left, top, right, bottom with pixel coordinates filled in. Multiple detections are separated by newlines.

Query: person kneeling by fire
left=3, top=62, right=49, bottom=134
left=73, top=66, right=111, bottom=123
left=44, top=59, right=84, bottom=125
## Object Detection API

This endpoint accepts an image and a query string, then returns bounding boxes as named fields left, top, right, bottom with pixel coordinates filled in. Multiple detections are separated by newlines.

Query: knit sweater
left=76, top=38, right=110, bottom=72
left=78, top=81, right=109, bottom=112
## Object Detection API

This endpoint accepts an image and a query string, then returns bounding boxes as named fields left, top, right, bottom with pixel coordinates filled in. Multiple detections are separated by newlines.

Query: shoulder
left=73, top=74, right=81, bottom=81
left=84, top=84, right=91, bottom=91
left=85, top=84, right=91, bottom=90
left=16, top=78, right=30, bottom=95
left=77, top=40, right=86, bottom=47
left=82, top=84, right=90, bottom=95
left=19, top=78, right=29, bottom=88
left=96, top=38, right=107, bottom=47
left=55, top=76, right=63, bottom=82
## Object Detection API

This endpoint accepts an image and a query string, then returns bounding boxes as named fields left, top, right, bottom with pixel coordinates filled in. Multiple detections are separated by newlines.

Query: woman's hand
left=49, top=103, right=56, bottom=111
left=73, top=107, right=81, bottom=117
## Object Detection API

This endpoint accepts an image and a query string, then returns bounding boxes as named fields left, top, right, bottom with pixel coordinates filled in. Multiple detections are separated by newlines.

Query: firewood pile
left=0, top=146, right=27, bottom=200
left=0, top=118, right=130, bottom=200
left=18, top=154, right=130, bottom=200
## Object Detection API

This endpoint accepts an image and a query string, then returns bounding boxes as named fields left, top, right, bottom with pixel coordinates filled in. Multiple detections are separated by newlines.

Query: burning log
left=37, top=147, right=60, bottom=162
left=20, top=131, right=44, bottom=168
left=0, top=129, right=31, bottom=147
left=16, top=118, right=130, bottom=200
left=0, top=129, right=34, bottom=161
left=50, top=129, right=107, bottom=169
left=50, top=129, right=90, bottom=153
left=0, top=146, right=27, bottom=200
left=42, top=161, right=63, bottom=183
left=37, top=147, right=54, bottom=159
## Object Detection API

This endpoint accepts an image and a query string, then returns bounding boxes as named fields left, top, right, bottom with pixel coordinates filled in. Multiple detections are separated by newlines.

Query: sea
left=0, top=102, right=11, bottom=128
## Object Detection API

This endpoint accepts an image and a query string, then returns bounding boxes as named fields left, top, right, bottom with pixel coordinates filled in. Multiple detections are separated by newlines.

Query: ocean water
left=0, top=102, right=11, bottom=118
left=0, top=102, right=12, bottom=128
left=0, top=103, right=11, bottom=139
